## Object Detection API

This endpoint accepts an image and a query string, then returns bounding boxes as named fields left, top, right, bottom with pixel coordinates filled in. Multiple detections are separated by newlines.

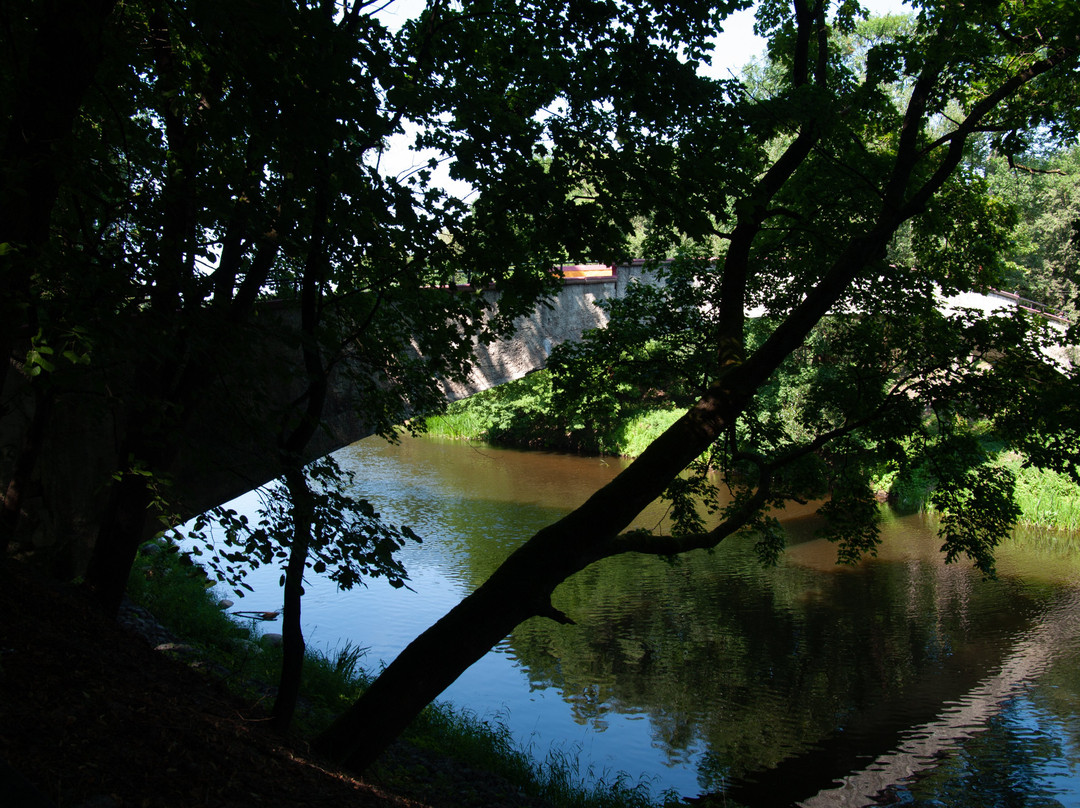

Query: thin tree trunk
left=270, top=160, right=331, bottom=730
left=273, top=468, right=313, bottom=731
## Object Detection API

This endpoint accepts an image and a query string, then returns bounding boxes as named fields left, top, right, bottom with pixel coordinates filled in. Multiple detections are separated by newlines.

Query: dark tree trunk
left=312, top=543, right=562, bottom=767
left=0, top=0, right=117, bottom=403
left=0, top=388, right=52, bottom=564
left=270, top=160, right=331, bottom=730
left=0, top=1, right=117, bottom=559
left=86, top=471, right=154, bottom=617
left=273, top=468, right=314, bottom=732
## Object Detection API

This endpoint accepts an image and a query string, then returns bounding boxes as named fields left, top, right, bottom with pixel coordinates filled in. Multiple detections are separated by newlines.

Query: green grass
left=425, top=407, right=490, bottom=441
left=607, top=407, right=683, bottom=458
left=872, top=451, right=1080, bottom=535
left=374, top=702, right=676, bottom=808
left=126, top=545, right=249, bottom=649
left=125, top=544, right=369, bottom=731
left=1010, top=462, right=1080, bottom=533
left=870, top=464, right=936, bottom=515
left=425, top=370, right=683, bottom=459
left=126, top=540, right=676, bottom=807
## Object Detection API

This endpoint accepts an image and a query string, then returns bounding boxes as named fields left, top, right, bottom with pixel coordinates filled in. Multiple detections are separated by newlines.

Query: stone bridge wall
left=440, top=263, right=657, bottom=401
left=0, top=263, right=656, bottom=568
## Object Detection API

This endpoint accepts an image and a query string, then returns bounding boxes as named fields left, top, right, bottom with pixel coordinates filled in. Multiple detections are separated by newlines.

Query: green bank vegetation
left=126, top=541, right=677, bottom=808
left=874, top=455, right=1080, bottom=533
left=428, top=371, right=1080, bottom=536
left=427, top=370, right=683, bottom=458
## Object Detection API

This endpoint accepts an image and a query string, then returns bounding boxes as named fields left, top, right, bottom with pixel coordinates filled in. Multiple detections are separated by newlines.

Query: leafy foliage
left=932, top=464, right=1021, bottom=578
left=540, top=1, right=1080, bottom=572
left=179, top=456, right=420, bottom=599
left=985, top=146, right=1080, bottom=318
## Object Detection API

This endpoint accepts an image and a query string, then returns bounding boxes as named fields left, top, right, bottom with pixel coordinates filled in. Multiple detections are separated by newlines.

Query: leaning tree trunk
left=312, top=391, right=739, bottom=769
left=310, top=228, right=891, bottom=771
left=312, top=531, right=575, bottom=768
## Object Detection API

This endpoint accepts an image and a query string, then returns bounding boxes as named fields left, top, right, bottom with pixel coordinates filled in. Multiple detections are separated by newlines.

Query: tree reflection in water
left=314, top=436, right=1080, bottom=803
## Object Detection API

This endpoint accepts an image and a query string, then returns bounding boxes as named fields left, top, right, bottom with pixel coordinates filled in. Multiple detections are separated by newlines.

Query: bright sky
left=373, top=0, right=913, bottom=196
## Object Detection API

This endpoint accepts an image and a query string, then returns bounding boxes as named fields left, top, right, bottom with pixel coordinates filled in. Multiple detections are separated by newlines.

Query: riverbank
left=426, top=371, right=1080, bottom=535
left=0, top=549, right=674, bottom=808
left=426, top=370, right=681, bottom=459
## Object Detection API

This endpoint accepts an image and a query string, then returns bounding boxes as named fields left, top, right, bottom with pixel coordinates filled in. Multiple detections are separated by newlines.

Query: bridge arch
left=6, top=261, right=1069, bottom=570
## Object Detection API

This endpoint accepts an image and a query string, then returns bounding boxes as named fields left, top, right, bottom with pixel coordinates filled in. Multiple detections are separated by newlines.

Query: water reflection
left=233, top=435, right=1080, bottom=804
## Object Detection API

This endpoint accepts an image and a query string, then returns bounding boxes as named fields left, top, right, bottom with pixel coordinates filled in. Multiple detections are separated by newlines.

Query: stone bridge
left=2, top=263, right=653, bottom=566
left=438, top=262, right=651, bottom=401
left=171, top=263, right=654, bottom=527
left=6, top=260, right=1070, bottom=569
left=437, top=270, right=1074, bottom=403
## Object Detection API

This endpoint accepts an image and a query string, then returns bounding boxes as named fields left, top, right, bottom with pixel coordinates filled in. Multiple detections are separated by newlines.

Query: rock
left=217, top=598, right=234, bottom=610
left=261, top=633, right=284, bottom=647
left=154, top=642, right=198, bottom=656
left=230, top=638, right=263, bottom=654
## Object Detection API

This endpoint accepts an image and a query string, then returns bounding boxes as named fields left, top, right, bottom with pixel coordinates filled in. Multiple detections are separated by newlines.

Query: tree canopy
left=3, top=0, right=1080, bottom=776
left=0, top=0, right=674, bottom=603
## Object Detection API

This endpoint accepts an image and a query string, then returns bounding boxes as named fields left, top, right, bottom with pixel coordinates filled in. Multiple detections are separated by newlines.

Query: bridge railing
left=555, top=263, right=617, bottom=281
left=985, top=288, right=1071, bottom=323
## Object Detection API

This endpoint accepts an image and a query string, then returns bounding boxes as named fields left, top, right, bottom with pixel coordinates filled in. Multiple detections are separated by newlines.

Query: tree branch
left=610, top=476, right=772, bottom=557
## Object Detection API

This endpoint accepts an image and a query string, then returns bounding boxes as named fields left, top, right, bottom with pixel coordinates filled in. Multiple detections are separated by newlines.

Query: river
left=218, top=434, right=1080, bottom=806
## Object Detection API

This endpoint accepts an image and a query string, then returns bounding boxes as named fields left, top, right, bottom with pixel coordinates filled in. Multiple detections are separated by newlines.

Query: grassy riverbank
left=427, top=371, right=681, bottom=458
left=428, top=372, right=1080, bottom=535
left=125, top=543, right=676, bottom=808
left=870, top=454, right=1080, bottom=533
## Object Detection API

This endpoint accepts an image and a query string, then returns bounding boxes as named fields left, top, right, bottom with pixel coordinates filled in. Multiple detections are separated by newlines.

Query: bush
left=426, top=370, right=682, bottom=458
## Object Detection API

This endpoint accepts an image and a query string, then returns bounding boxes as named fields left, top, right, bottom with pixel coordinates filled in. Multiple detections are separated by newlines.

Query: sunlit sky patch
left=372, top=0, right=912, bottom=198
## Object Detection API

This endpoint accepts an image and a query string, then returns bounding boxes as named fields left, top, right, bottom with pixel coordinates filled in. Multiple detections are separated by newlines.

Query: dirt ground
left=0, top=560, right=430, bottom=808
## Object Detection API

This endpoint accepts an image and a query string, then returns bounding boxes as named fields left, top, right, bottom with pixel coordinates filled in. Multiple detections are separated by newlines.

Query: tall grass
left=872, top=452, right=1080, bottom=534
left=606, top=407, right=683, bottom=458
left=126, top=540, right=676, bottom=807
left=1010, top=462, right=1080, bottom=533
left=425, top=407, right=489, bottom=441
left=529, top=744, right=681, bottom=808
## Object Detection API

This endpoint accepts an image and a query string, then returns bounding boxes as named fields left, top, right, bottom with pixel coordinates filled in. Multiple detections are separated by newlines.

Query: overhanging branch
left=610, top=473, right=772, bottom=557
